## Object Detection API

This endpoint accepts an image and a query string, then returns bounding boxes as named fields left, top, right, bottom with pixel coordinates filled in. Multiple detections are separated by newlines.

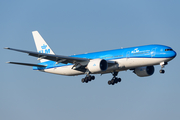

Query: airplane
left=5, top=31, right=177, bottom=85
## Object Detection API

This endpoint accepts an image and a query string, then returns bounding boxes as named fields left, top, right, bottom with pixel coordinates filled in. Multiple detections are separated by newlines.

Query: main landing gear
left=81, top=71, right=121, bottom=85
left=159, top=62, right=168, bottom=74
left=108, top=72, right=121, bottom=85
left=81, top=75, right=95, bottom=83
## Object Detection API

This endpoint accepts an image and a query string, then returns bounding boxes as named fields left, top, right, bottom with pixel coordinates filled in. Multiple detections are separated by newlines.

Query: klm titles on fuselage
left=39, top=44, right=50, bottom=54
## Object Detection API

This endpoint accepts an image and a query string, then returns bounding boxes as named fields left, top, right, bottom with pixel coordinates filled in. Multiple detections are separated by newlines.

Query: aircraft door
left=126, top=51, right=130, bottom=60
left=151, top=48, right=156, bottom=57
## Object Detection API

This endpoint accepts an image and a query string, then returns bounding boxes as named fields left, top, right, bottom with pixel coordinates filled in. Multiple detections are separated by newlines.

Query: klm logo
left=41, top=44, right=47, bottom=49
left=93, top=64, right=96, bottom=66
left=131, top=48, right=139, bottom=53
left=39, top=44, right=50, bottom=53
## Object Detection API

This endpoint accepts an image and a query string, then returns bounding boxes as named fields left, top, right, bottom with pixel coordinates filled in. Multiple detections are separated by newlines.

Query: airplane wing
left=5, top=47, right=90, bottom=64
left=5, top=47, right=118, bottom=71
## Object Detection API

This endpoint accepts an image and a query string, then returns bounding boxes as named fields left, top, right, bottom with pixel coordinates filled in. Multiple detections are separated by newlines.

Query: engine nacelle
left=87, top=59, right=108, bottom=73
left=134, top=66, right=154, bottom=77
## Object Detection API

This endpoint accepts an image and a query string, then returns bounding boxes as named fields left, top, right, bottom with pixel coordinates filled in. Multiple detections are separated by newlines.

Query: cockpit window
left=165, top=49, right=173, bottom=51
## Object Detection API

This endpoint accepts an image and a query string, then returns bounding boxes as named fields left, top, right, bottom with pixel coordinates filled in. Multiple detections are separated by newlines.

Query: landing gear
left=81, top=71, right=121, bottom=85
left=81, top=75, right=95, bottom=83
left=108, top=77, right=121, bottom=85
left=108, top=72, right=121, bottom=85
left=159, top=69, right=165, bottom=73
left=159, top=62, right=167, bottom=74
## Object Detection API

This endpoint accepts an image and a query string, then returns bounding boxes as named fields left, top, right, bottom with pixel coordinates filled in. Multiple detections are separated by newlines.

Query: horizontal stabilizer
left=6, top=62, right=47, bottom=67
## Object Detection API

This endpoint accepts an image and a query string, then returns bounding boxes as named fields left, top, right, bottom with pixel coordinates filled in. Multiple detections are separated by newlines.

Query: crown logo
left=41, top=44, right=47, bottom=49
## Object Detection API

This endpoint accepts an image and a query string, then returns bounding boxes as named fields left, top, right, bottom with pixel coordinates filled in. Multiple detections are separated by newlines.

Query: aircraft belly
left=43, top=58, right=171, bottom=76
left=120, top=58, right=170, bottom=68
left=44, top=65, right=84, bottom=76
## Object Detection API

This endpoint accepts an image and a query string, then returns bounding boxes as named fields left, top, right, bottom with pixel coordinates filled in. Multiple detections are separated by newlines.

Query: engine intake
left=134, top=66, right=154, bottom=77
left=87, top=59, right=108, bottom=73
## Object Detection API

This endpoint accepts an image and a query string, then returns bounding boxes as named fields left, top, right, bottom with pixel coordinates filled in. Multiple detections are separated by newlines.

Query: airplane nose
left=173, top=51, right=177, bottom=58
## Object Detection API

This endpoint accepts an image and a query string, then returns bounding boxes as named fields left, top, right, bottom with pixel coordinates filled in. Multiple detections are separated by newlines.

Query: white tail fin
left=32, top=31, right=55, bottom=63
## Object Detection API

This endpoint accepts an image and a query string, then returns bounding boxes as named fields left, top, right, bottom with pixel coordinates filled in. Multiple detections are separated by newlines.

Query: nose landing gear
left=159, top=69, right=165, bottom=73
left=159, top=62, right=168, bottom=74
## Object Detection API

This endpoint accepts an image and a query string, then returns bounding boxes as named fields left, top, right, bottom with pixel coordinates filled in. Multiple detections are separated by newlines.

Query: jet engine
left=87, top=59, right=108, bottom=73
left=134, top=66, right=154, bottom=77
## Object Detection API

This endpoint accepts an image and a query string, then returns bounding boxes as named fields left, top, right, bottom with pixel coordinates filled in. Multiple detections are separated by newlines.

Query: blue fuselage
left=34, top=44, right=176, bottom=71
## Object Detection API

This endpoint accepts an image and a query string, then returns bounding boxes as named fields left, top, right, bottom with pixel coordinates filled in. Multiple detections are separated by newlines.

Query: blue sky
left=1, top=0, right=180, bottom=120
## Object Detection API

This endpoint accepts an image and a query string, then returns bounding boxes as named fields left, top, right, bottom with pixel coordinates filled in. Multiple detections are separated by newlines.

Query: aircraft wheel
left=84, top=77, right=88, bottom=83
left=114, top=79, right=117, bottom=84
left=160, top=69, right=165, bottom=74
left=108, top=80, right=111, bottom=85
left=111, top=79, right=115, bottom=85
left=81, top=78, right=85, bottom=83
left=88, top=76, right=91, bottom=80
left=91, top=76, right=95, bottom=80
left=118, top=78, right=121, bottom=82
left=112, top=79, right=115, bottom=83
left=88, top=78, right=91, bottom=82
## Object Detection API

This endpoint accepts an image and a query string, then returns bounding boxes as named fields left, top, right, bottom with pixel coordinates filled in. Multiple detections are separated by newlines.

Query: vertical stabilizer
left=32, top=31, right=55, bottom=62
